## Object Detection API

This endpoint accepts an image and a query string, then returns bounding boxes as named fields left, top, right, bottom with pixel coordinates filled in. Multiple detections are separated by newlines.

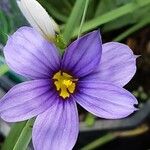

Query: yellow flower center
left=53, top=71, right=78, bottom=99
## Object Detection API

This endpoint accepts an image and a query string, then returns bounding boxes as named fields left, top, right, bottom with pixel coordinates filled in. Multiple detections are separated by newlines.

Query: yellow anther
left=63, top=80, right=72, bottom=87
left=53, top=71, right=78, bottom=99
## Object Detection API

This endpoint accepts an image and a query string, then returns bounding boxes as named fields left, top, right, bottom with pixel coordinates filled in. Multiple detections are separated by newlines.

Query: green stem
left=13, top=119, right=35, bottom=150
left=113, top=17, right=150, bottom=41
left=81, top=133, right=118, bottom=150
left=62, top=0, right=86, bottom=44
left=78, top=0, right=90, bottom=38
left=73, top=0, right=150, bottom=37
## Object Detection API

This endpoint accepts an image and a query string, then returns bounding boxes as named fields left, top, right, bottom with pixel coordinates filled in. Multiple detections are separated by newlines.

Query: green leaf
left=42, top=0, right=72, bottom=16
left=95, top=0, right=118, bottom=17
left=62, top=0, right=86, bottom=44
left=72, top=0, right=150, bottom=37
left=2, top=119, right=34, bottom=150
left=0, top=10, right=9, bottom=44
left=2, top=121, right=27, bottom=150
left=78, top=0, right=90, bottom=38
left=113, top=17, right=150, bottom=41
left=95, top=0, right=131, bottom=17
left=12, top=119, right=35, bottom=150
left=38, top=0, right=68, bottom=22
left=85, top=0, right=97, bottom=19
left=103, top=5, right=150, bottom=32
left=9, top=0, right=26, bottom=29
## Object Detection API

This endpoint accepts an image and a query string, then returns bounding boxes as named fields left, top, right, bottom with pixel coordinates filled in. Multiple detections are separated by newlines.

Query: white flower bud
left=17, top=0, right=59, bottom=41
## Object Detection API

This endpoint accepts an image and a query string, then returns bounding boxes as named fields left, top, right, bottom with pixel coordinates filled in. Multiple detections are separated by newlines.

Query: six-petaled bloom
left=0, top=27, right=138, bottom=150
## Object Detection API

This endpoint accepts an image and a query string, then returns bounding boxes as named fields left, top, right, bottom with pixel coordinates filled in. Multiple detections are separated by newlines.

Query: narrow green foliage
left=0, top=10, right=9, bottom=44
left=95, top=0, right=117, bottom=17
left=62, top=0, right=86, bottom=44
left=8, top=0, right=23, bottom=28
left=38, top=0, right=68, bottom=22
left=114, top=17, right=150, bottom=41
left=78, top=0, right=90, bottom=38
left=72, top=0, right=150, bottom=37
left=103, top=5, right=150, bottom=32
left=2, top=121, right=27, bottom=150
left=12, top=119, right=35, bottom=150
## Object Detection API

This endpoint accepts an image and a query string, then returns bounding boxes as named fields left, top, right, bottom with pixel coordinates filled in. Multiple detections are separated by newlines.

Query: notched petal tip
left=134, top=55, right=141, bottom=59
left=76, top=81, right=138, bottom=119
left=134, top=107, right=139, bottom=111
left=83, top=30, right=102, bottom=42
left=84, top=41, right=137, bottom=87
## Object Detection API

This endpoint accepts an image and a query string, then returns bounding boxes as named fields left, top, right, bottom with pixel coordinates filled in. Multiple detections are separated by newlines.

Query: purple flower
left=0, top=27, right=138, bottom=150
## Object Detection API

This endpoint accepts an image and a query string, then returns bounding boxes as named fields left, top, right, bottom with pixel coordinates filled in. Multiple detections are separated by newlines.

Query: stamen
left=53, top=71, right=78, bottom=99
